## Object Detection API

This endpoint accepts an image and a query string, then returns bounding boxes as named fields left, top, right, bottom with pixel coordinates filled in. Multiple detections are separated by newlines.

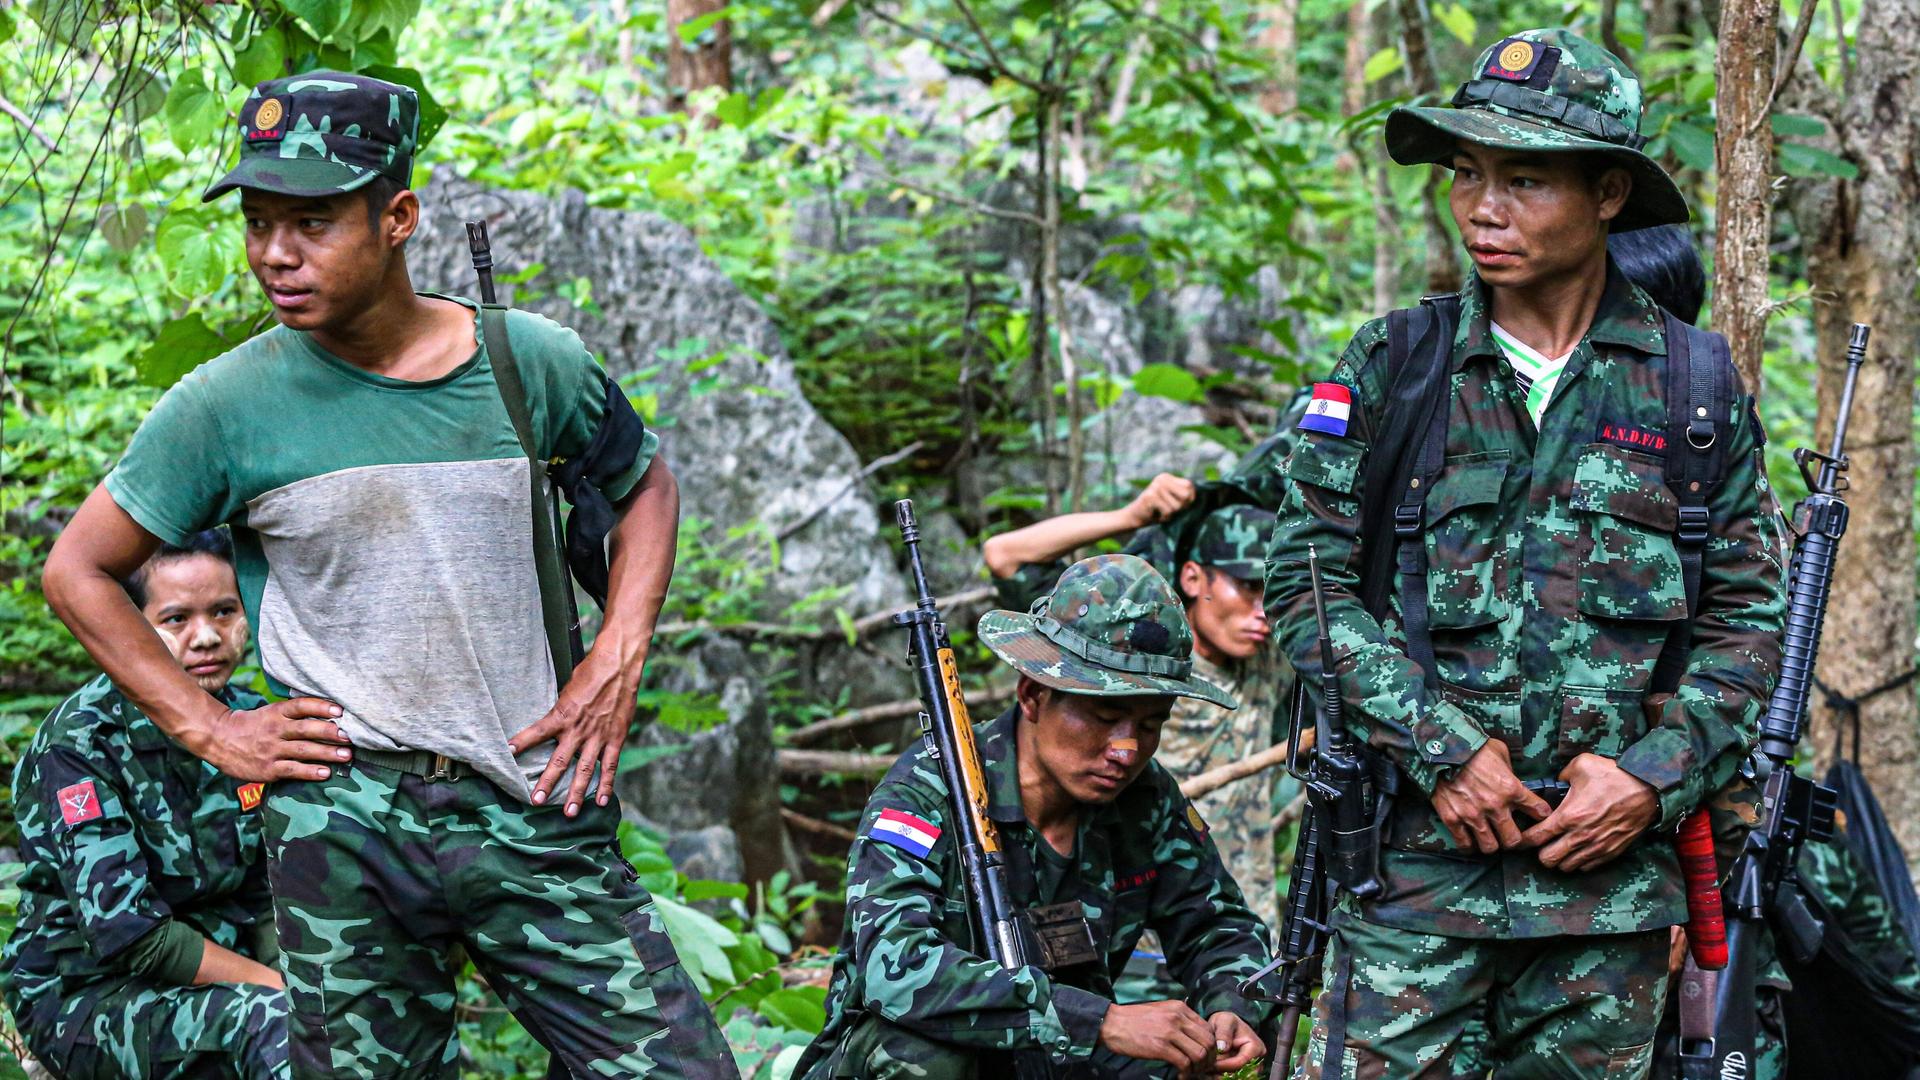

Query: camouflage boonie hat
left=978, top=554, right=1237, bottom=710
left=1189, top=505, right=1275, bottom=581
left=1384, top=29, right=1687, bottom=232
left=203, top=71, right=419, bottom=202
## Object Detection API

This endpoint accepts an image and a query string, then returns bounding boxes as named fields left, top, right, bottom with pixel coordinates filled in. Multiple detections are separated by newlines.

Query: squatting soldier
left=4, top=532, right=288, bottom=1078
left=986, top=493, right=1286, bottom=931
left=796, top=555, right=1279, bottom=1078
left=1265, top=29, right=1786, bottom=1076
left=39, top=72, right=734, bottom=1077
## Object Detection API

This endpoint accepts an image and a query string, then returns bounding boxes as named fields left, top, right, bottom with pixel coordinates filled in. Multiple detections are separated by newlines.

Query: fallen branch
left=781, top=807, right=859, bottom=844
left=775, top=441, right=924, bottom=543
left=656, top=585, right=996, bottom=643
left=784, top=682, right=1015, bottom=746
left=1179, top=742, right=1294, bottom=801
left=777, top=748, right=895, bottom=779
left=0, top=94, right=56, bottom=152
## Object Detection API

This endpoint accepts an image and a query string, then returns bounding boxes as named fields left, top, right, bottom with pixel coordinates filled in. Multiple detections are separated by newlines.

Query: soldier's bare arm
left=43, top=486, right=348, bottom=782
left=1432, top=738, right=1552, bottom=852
left=513, top=454, right=680, bottom=815
left=982, top=472, right=1195, bottom=578
left=192, top=939, right=284, bottom=990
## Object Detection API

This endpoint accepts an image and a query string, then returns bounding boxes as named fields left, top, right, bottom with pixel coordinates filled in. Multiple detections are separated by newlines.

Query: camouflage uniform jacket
left=1158, top=649, right=1286, bottom=932
left=1266, top=266, right=1786, bottom=938
left=2, top=675, right=274, bottom=1057
left=796, top=706, right=1277, bottom=1073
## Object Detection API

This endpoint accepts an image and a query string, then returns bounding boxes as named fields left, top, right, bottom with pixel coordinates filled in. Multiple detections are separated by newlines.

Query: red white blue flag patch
left=869, top=808, right=942, bottom=858
left=1298, top=382, right=1353, bottom=437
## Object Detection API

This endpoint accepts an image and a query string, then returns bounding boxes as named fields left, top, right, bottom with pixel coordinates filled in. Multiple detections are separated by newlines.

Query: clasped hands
left=1431, top=740, right=1658, bottom=872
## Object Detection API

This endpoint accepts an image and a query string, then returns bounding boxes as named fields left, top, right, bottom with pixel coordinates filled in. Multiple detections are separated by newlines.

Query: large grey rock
left=409, top=176, right=912, bottom=883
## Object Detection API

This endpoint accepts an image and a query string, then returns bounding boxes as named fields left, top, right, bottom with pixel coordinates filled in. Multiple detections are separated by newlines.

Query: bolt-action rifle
left=1677, top=324, right=1871, bottom=1079
left=891, top=499, right=1052, bottom=1080
left=1239, top=546, right=1383, bottom=1080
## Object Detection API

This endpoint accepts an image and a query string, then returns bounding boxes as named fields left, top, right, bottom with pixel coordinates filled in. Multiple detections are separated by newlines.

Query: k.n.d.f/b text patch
left=1597, top=421, right=1668, bottom=453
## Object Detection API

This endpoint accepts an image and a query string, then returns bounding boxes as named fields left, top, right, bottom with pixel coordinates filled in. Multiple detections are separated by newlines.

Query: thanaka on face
left=1016, top=679, right=1174, bottom=814
left=140, top=555, right=249, bottom=693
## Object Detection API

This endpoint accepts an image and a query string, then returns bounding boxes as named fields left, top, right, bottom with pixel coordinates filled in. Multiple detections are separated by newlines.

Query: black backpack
left=1356, top=294, right=1738, bottom=698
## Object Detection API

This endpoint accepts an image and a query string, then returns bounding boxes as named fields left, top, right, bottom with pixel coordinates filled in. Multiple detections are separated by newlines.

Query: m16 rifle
left=1239, top=546, right=1383, bottom=1080
left=1677, top=324, right=1870, bottom=1079
left=892, top=499, right=1052, bottom=1080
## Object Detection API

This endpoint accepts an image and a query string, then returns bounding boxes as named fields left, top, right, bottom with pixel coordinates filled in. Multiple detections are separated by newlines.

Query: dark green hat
left=978, top=554, right=1237, bottom=709
left=1189, top=505, right=1275, bottom=581
left=203, top=71, right=420, bottom=202
left=1384, top=29, right=1687, bottom=232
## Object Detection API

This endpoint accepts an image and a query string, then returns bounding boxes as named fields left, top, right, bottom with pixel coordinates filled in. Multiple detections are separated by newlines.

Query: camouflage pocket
left=1555, top=685, right=1644, bottom=765
left=1570, top=445, right=1687, bottom=622
left=1423, top=453, right=1511, bottom=630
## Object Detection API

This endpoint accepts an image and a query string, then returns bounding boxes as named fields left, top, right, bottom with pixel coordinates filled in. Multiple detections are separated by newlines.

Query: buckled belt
left=353, top=747, right=466, bottom=782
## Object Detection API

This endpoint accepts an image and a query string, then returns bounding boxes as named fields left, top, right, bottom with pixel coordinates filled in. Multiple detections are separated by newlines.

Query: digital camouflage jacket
left=1265, top=267, right=1786, bottom=938
left=2, top=675, right=275, bottom=1060
left=795, top=706, right=1277, bottom=1074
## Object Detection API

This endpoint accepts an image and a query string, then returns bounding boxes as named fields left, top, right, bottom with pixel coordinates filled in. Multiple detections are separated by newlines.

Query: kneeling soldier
left=795, top=554, right=1278, bottom=1079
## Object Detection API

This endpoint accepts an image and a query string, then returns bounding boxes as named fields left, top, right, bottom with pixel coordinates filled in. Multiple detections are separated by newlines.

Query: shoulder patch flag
left=1298, top=382, right=1353, bottom=437
left=57, top=779, right=104, bottom=829
left=870, top=808, right=942, bottom=859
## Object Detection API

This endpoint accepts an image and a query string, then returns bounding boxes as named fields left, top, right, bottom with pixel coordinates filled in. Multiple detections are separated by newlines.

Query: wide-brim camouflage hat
left=204, top=71, right=420, bottom=202
left=1190, top=504, right=1276, bottom=581
left=1384, top=28, right=1688, bottom=232
left=978, top=554, right=1237, bottom=710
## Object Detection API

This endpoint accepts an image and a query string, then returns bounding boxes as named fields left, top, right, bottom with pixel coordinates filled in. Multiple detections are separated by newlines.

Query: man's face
left=1022, top=683, right=1173, bottom=805
left=140, top=555, right=249, bottom=693
left=1447, top=144, right=1629, bottom=290
left=1179, top=562, right=1270, bottom=663
left=240, top=188, right=400, bottom=332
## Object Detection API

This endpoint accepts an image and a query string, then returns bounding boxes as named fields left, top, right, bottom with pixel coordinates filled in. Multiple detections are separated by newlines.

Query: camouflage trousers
left=47, top=980, right=289, bottom=1079
left=261, top=759, right=735, bottom=1080
left=810, top=1015, right=1176, bottom=1079
left=1300, top=911, right=1668, bottom=1079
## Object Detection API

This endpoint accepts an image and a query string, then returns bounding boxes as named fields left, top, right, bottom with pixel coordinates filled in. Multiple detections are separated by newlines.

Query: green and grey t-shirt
left=105, top=296, right=657, bottom=801
left=1488, top=321, right=1573, bottom=427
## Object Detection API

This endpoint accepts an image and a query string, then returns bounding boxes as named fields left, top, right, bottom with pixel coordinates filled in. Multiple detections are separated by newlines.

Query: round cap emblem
left=254, top=98, right=284, bottom=130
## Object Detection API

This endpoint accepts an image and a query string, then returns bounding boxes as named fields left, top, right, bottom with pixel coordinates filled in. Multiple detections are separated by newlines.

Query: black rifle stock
left=1242, top=546, right=1382, bottom=1080
left=1681, top=324, right=1868, bottom=1080
left=891, top=500, right=1052, bottom=1080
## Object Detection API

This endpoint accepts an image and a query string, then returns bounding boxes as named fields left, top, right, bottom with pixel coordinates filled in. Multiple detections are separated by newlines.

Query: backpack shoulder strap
left=479, top=304, right=579, bottom=689
left=1652, top=314, right=1735, bottom=694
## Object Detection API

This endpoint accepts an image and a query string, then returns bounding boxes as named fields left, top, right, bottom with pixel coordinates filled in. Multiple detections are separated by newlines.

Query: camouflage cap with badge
left=203, top=70, right=420, bottom=202
left=1188, top=504, right=1275, bottom=583
left=1384, top=28, right=1687, bottom=232
left=978, top=554, right=1238, bottom=709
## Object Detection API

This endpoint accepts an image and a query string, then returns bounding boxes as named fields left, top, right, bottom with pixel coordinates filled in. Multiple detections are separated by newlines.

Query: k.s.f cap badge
left=248, top=96, right=287, bottom=141
left=1483, top=36, right=1552, bottom=83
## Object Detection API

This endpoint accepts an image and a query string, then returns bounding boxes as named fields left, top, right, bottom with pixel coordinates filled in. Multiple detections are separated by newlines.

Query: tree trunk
left=1713, top=0, right=1780, bottom=388
left=1394, top=0, right=1462, bottom=293
left=1782, top=0, right=1920, bottom=859
left=665, top=0, right=732, bottom=103
left=1372, top=161, right=1402, bottom=313
left=1258, top=0, right=1301, bottom=114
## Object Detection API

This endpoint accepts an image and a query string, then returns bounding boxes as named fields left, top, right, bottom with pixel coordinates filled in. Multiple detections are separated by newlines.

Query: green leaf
left=283, top=0, right=350, bottom=41
left=652, top=894, right=738, bottom=995
left=135, top=314, right=228, bottom=389
left=1431, top=2, right=1475, bottom=45
left=1664, top=121, right=1715, bottom=172
left=1770, top=113, right=1827, bottom=138
left=108, top=67, right=168, bottom=124
left=164, top=70, right=226, bottom=151
left=616, top=743, right=690, bottom=772
left=0, top=6, right=16, bottom=45
left=1363, top=47, right=1404, bottom=85
left=834, top=608, right=857, bottom=647
left=96, top=203, right=149, bottom=253
left=755, top=987, right=827, bottom=1034
left=675, top=6, right=731, bottom=44
left=713, top=92, right=749, bottom=127
left=351, top=0, right=420, bottom=41
left=1132, top=363, right=1204, bottom=403
left=234, top=26, right=288, bottom=86
left=155, top=211, right=236, bottom=299
left=359, top=65, right=447, bottom=149
left=1777, top=142, right=1859, bottom=179
left=681, top=879, right=749, bottom=902
left=25, top=0, right=97, bottom=46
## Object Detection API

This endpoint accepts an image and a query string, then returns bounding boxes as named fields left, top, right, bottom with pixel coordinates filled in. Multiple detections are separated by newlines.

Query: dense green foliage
left=0, top=0, right=1900, bottom=1069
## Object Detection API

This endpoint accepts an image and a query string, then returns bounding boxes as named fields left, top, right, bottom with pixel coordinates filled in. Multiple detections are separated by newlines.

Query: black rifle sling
left=1652, top=314, right=1734, bottom=696
left=480, top=304, right=580, bottom=689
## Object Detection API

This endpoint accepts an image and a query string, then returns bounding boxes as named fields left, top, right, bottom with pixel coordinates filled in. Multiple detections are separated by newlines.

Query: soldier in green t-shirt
left=39, top=71, right=733, bottom=1077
